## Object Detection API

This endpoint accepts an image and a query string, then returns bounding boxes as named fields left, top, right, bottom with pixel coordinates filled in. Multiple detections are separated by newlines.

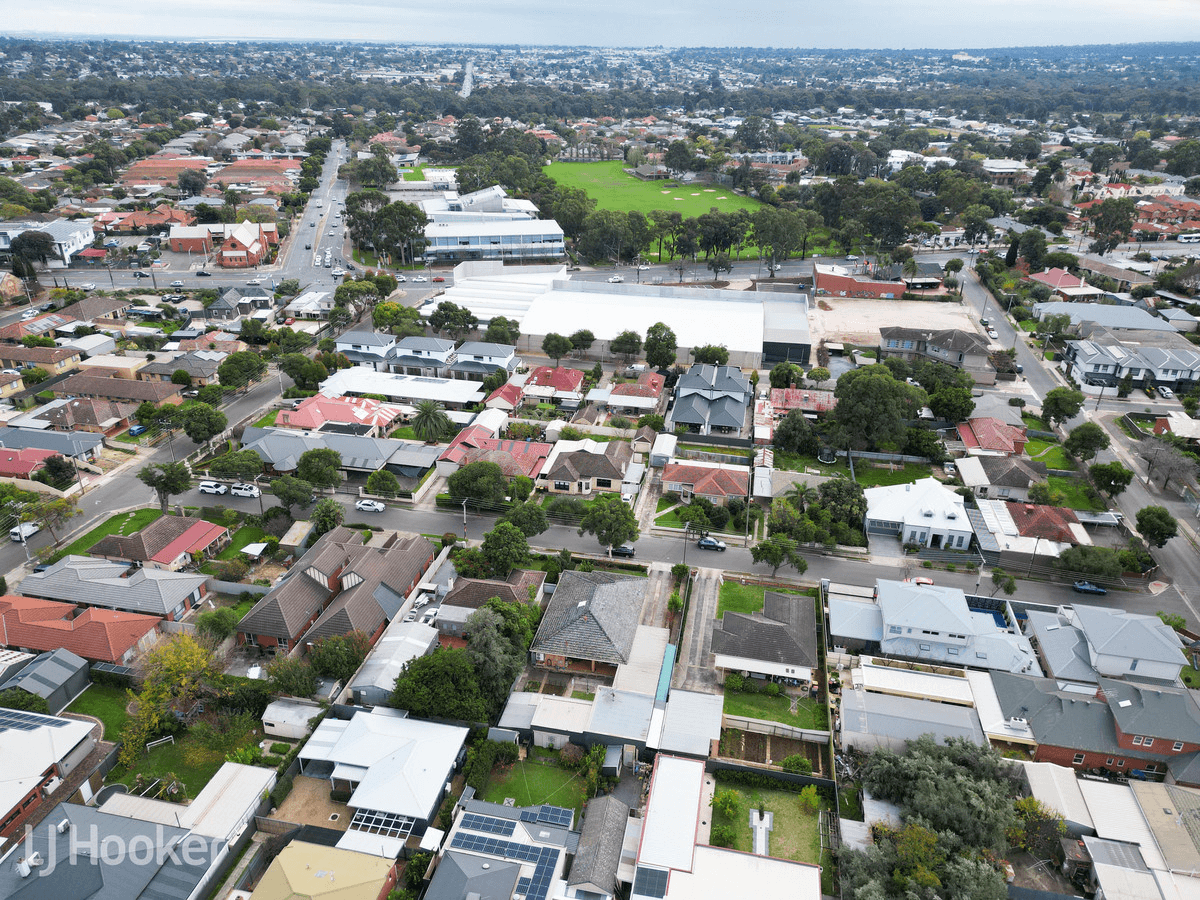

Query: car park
left=197, top=481, right=228, bottom=495
left=230, top=483, right=261, bottom=498
left=355, top=499, right=386, bottom=513
left=612, top=544, right=636, bottom=558
left=1158, top=385, right=1175, bottom=399
left=697, top=536, right=726, bottom=551
left=1073, top=580, right=1108, bottom=595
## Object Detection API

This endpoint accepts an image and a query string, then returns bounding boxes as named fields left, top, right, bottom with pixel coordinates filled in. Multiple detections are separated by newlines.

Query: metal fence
left=722, top=714, right=832, bottom=745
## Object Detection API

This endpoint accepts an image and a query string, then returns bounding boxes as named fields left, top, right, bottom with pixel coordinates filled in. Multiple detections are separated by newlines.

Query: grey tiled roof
left=880, top=326, right=991, bottom=354
left=977, top=455, right=1048, bottom=488
left=711, top=591, right=817, bottom=668
left=531, top=571, right=644, bottom=665
left=990, top=672, right=1126, bottom=757
left=1099, top=677, right=1200, bottom=745
left=569, top=795, right=630, bottom=894
left=20, top=556, right=205, bottom=616
left=1073, top=604, right=1187, bottom=667
left=544, top=441, right=632, bottom=482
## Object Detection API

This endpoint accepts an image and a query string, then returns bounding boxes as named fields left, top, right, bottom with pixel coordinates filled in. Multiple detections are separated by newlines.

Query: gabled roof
left=611, top=371, right=665, bottom=399
left=1072, top=604, right=1187, bottom=667
left=958, top=416, right=1026, bottom=453
left=56, top=373, right=183, bottom=403
left=0, top=647, right=87, bottom=705
left=0, top=594, right=160, bottom=664
left=90, top=514, right=226, bottom=565
left=442, top=569, right=546, bottom=611
left=532, top=571, right=644, bottom=665
left=711, top=591, right=817, bottom=668
left=456, top=341, right=515, bottom=358
left=337, top=329, right=394, bottom=348
left=976, top=455, right=1048, bottom=488
left=880, top=325, right=991, bottom=355
left=661, top=462, right=749, bottom=498
left=865, top=477, right=967, bottom=529
left=569, top=795, right=630, bottom=894
left=525, top=365, right=585, bottom=393
left=1005, top=501, right=1085, bottom=544
left=676, top=364, right=751, bottom=398
left=1099, top=677, right=1200, bottom=744
left=460, top=438, right=553, bottom=479
left=20, top=556, right=206, bottom=616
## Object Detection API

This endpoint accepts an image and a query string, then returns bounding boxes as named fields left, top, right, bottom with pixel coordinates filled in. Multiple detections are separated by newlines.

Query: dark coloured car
left=697, top=536, right=727, bottom=551
left=612, top=544, right=636, bottom=558
left=128, top=425, right=148, bottom=437
left=132, top=271, right=151, bottom=279
left=1072, top=580, right=1108, bottom=595
left=197, top=270, right=212, bottom=276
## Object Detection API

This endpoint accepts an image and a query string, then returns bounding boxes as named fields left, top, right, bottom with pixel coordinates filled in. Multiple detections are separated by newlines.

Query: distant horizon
left=6, top=0, right=1200, bottom=51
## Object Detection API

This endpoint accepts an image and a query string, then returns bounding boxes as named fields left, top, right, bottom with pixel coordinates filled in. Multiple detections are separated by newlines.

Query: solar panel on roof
left=461, top=812, right=517, bottom=836
left=449, top=832, right=559, bottom=900
left=633, top=866, right=669, bottom=899
left=536, top=805, right=573, bottom=826
left=0, top=708, right=63, bottom=732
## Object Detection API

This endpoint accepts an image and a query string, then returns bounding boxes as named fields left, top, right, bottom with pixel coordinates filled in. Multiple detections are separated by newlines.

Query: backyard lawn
left=711, top=781, right=824, bottom=865
left=114, top=727, right=261, bottom=799
left=723, top=690, right=827, bottom=730
left=1048, top=475, right=1106, bottom=512
left=66, top=683, right=130, bottom=741
left=545, top=161, right=762, bottom=221
left=1021, top=414, right=1051, bottom=432
left=253, top=409, right=279, bottom=428
left=389, top=425, right=419, bottom=441
left=1025, top=439, right=1073, bottom=470
left=480, top=759, right=587, bottom=819
left=1183, top=666, right=1200, bottom=689
left=717, top=581, right=764, bottom=617
left=851, top=461, right=932, bottom=487
left=215, top=526, right=268, bottom=561
left=50, top=508, right=164, bottom=561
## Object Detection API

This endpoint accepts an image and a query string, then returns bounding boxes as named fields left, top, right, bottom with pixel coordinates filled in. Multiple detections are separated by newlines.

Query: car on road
left=638, top=264, right=651, bottom=270
left=197, top=481, right=228, bottom=495
left=355, top=499, right=386, bottom=513
left=411, top=275, right=427, bottom=283
left=1158, top=385, right=1175, bottom=399
left=324, top=260, right=332, bottom=268
left=697, top=536, right=726, bottom=551
left=170, top=280, right=184, bottom=288
left=1072, top=580, right=1108, bottom=595
left=611, top=544, right=636, bottom=558
left=132, top=271, right=151, bottom=278
left=987, top=328, right=999, bottom=340
left=396, top=274, right=406, bottom=282
left=608, top=274, right=624, bottom=283
left=432, top=276, right=445, bottom=282
left=230, top=483, right=261, bottom=498
left=10, top=523, right=40, bottom=543
left=967, top=248, right=980, bottom=254
left=79, top=282, right=96, bottom=291
left=309, top=221, right=315, bottom=227
left=246, top=278, right=262, bottom=286
left=20, top=309, right=38, bottom=320
left=346, top=263, right=355, bottom=271
left=904, top=576, right=935, bottom=586
left=305, top=243, right=311, bottom=250
left=331, top=268, right=345, bottom=277
left=197, top=270, right=211, bottom=277
left=846, top=254, right=860, bottom=261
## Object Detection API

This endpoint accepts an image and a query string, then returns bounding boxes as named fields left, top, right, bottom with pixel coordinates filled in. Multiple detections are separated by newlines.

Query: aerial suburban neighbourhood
left=3, top=31, right=1200, bottom=900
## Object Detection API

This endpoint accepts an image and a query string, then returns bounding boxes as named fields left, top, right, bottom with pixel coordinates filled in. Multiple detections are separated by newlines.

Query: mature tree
left=644, top=322, right=677, bottom=370
left=929, top=386, right=975, bottom=423
left=217, top=351, right=267, bottom=388
left=480, top=521, right=529, bottom=576
left=310, top=632, right=370, bottom=682
left=171, top=369, right=192, bottom=387
left=1136, top=505, right=1179, bottom=548
left=750, top=534, right=808, bottom=577
left=390, top=648, right=487, bottom=722
left=1088, top=197, right=1137, bottom=255
left=692, top=345, right=730, bottom=366
left=706, top=251, right=733, bottom=281
left=638, top=413, right=665, bottom=432
left=1140, top=438, right=1198, bottom=490
left=609, top=330, right=642, bottom=361
left=181, top=403, right=227, bottom=446
left=483, top=316, right=521, bottom=345
left=278, top=353, right=327, bottom=391
left=1057, top=545, right=1124, bottom=579
left=465, top=607, right=524, bottom=716
left=428, top=301, right=477, bottom=338
left=366, top=469, right=401, bottom=498
left=10, top=230, right=55, bottom=269
left=411, top=399, right=452, bottom=442
left=447, top=460, right=508, bottom=507
left=503, top=501, right=549, bottom=538
left=297, top=448, right=342, bottom=488
left=991, top=568, right=1017, bottom=596
left=269, top=475, right=314, bottom=514
left=541, top=333, right=573, bottom=365
left=372, top=301, right=423, bottom=337
left=41, top=455, right=76, bottom=488
left=829, top=365, right=925, bottom=451
left=578, top=493, right=639, bottom=553
left=24, top=495, right=81, bottom=544
left=176, top=169, right=208, bottom=197
left=1089, top=461, right=1134, bottom=497
left=310, top=497, right=345, bottom=536
left=807, top=366, right=831, bottom=384
left=773, top=409, right=821, bottom=456
left=267, top=656, right=318, bottom=698
left=1040, top=387, right=1085, bottom=426
left=769, top=361, right=803, bottom=389
left=195, top=607, right=240, bottom=643
left=207, top=449, right=264, bottom=481
left=138, top=462, right=193, bottom=512
left=0, top=687, right=49, bottom=714
left=1063, top=422, right=1110, bottom=461
left=568, top=329, right=595, bottom=357
left=21, top=366, right=48, bottom=386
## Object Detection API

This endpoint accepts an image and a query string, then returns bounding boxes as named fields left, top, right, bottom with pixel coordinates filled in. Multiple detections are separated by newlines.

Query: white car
left=608, top=274, right=624, bottom=283
left=355, top=498, right=386, bottom=513
left=246, top=278, right=262, bottom=286
left=20, top=309, right=38, bottom=320
left=331, top=268, right=345, bottom=277
left=637, top=264, right=650, bottom=271
left=987, top=328, right=999, bottom=340
left=170, top=280, right=184, bottom=288
left=846, top=254, right=860, bottom=261
left=230, top=483, right=261, bottom=498
left=411, top=275, right=427, bottom=283
left=396, top=274, right=406, bottom=283
left=197, top=481, right=228, bottom=495
left=79, top=282, right=96, bottom=291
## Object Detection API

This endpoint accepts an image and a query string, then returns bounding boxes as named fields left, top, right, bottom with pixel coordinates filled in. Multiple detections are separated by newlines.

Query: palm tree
left=785, top=483, right=819, bottom=513
left=411, top=399, right=451, bottom=443
left=903, top=256, right=919, bottom=280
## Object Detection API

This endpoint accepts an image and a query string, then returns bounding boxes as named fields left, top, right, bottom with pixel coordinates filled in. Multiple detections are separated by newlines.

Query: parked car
left=904, top=576, right=935, bottom=586
left=128, top=425, right=148, bottom=437
left=1158, top=385, right=1175, bottom=399
left=197, top=270, right=211, bottom=277
left=612, top=544, right=636, bottom=558
left=79, top=282, right=96, bottom=291
left=432, top=276, right=445, bottom=282
left=1072, top=580, right=1108, bottom=595
left=20, top=309, right=38, bottom=320
left=987, top=328, right=999, bottom=340
left=230, top=483, right=261, bottom=498
left=608, top=274, right=624, bottom=283
left=10, top=523, right=40, bottom=543
left=697, top=536, right=727, bottom=551
left=355, top=499, right=386, bottom=513
left=197, top=481, right=228, bottom=495
left=943, top=460, right=957, bottom=476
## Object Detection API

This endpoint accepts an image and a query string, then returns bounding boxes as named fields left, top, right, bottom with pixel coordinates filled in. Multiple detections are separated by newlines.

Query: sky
left=8, top=0, right=1200, bottom=49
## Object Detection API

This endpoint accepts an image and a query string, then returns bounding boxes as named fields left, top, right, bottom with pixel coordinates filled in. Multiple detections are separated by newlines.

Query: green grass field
left=1022, top=414, right=1051, bottom=432
left=718, top=582, right=765, bottom=618
left=253, top=409, right=279, bottom=428
left=723, top=690, right=827, bottom=730
left=66, top=684, right=130, bottom=741
left=1048, top=475, right=1106, bottom=511
left=1025, top=439, right=1072, bottom=470
left=852, top=461, right=932, bottom=487
left=215, top=526, right=267, bottom=561
left=50, top=508, right=165, bottom=562
left=545, top=161, right=762, bottom=221
left=480, top=760, right=587, bottom=819
left=711, top=781, right=823, bottom=865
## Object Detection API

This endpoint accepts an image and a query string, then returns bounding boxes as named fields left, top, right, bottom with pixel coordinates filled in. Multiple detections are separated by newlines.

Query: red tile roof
left=485, top=383, right=524, bottom=407
left=0, top=447, right=58, bottom=478
left=769, top=387, right=837, bottom=414
left=150, top=520, right=229, bottom=566
left=611, top=371, right=666, bottom=399
left=662, top=463, right=749, bottom=498
left=461, top=439, right=553, bottom=479
left=1004, top=502, right=1083, bottom=544
left=958, top=417, right=1027, bottom=454
left=439, top=424, right=495, bottom=465
left=1028, top=268, right=1085, bottom=290
left=0, top=594, right=160, bottom=663
left=526, top=366, right=585, bottom=393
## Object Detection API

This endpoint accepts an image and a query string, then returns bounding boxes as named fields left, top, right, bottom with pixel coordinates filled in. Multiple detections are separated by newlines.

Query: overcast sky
left=9, top=0, right=1200, bottom=49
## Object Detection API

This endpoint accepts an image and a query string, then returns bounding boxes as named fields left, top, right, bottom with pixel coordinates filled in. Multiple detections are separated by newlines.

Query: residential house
left=204, top=285, right=273, bottom=321
left=389, top=336, right=457, bottom=376
left=0, top=594, right=160, bottom=665
left=957, top=415, right=1028, bottom=456
left=670, top=364, right=751, bottom=435
left=347, top=621, right=439, bottom=707
left=1058, top=326, right=1200, bottom=392
left=448, top=341, right=518, bottom=381
left=298, top=709, right=468, bottom=855
left=0, top=712, right=95, bottom=847
left=530, top=571, right=644, bottom=675
left=139, top=350, right=225, bottom=386
left=237, top=528, right=436, bottom=652
left=1071, top=604, right=1188, bottom=681
left=0, top=371, right=23, bottom=399
left=77, top=353, right=148, bottom=380
left=23, top=397, right=136, bottom=435
left=1153, top=410, right=1200, bottom=443
left=276, top=394, right=406, bottom=437
left=0, top=426, right=104, bottom=462
left=437, top=569, right=547, bottom=638
left=864, top=477, right=973, bottom=550
left=458, top=438, right=554, bottom=482
left=957, top=455, right=1049, bottom=501
left=879, top=326, right=993, bottom=374
left=0, top=647, right=89, bottom=714
left=239, top=426, right=440, bottom=480
left=89, top=514, right=230, bottom=570
left=539, top=439, right=633, bottom=496
left=769, top=387, right=837, bottom=418
left=52, top=373, right=184, bottom=405
left=320, top=367, right=486, bottom=410
left=336, top=330, right=398, bottom=370
left=0, top=345, right=82, bottom=375
left=711, top=591, right=818, bottom=683
left=1028, top=268, right=1103, bottom=301
left=523, top=365, right=585, bottom=406
left=20, top=556, right=208, bottom=621
left=250, top=841, right=398, bottom=900
left=566, top=795, right=629, bottom=900
left=0, top=446, right=58, bottom=478
left=608, top=371, right=667, bottom=417
left=283, top=289, right=336, bottom=321
left=0, top=312, right=77, bottom=344
left=661, top=461, right=749, bottom=505
left=54, top=295, right=132, bottom=323
left=484, top=381, right=525, bottom=412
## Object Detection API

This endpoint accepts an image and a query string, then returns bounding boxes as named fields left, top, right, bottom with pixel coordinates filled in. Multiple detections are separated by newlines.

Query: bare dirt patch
left=809, top=297, right=981, bottom=347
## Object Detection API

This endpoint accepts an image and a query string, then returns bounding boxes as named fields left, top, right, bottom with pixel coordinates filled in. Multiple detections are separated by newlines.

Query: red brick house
left=814, top=264, right=905, bottom=299
left=0, top=594, right=160, bottom=665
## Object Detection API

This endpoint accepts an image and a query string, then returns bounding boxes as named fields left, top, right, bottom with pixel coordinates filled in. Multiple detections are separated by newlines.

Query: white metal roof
left=1079, top=779, right=1166, bottom=871
left=530, top=695, right=594, bottom=735
left=320, top=367, right=485, bottom=404
left=638, top=756, right=704, bottom=872
left=853, top=657, right=975, bottom=705
left=612, top=626, right=669, bottom=696
left=660, top=845, right=822, bottom=900
left=1020, top=762, right=1093, bottom=830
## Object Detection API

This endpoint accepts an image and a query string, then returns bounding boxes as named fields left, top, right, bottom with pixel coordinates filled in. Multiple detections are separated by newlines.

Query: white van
left=10, top=522, right=40, bottom=542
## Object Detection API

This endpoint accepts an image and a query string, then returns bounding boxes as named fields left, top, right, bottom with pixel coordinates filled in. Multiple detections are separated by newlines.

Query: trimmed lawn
left=215, top=526, right=268, bottom=561
left=655, top=508, right=686, bottom=528
left=480, top=759, right=587, bottom=819
left=253, top=409, right=279, bottom=428
left=545, top=161, right=762, bottom=220
left=50, top=508, right=164, bottom=561
left=1022, top=414, right=1051, bottom=432
left=1025, top=439, right=1072, bottom=470
left=66, top=683, right=129, bottom=741
left=724, top=690, right=827, bottom=730
left=389, top=425, right=419, bottom=441
left=571, top=691, right=596, bottom=701
left=115, top=729, right=263, bottom=799
left=1049, top=475, right=1106, bottom=512
left=852, top=461, right=931, bottom=487
left=718, top=581, right=765, bottom=618
left=1183, top=666, right=1200, bottom=689
left=711, top=781, right=823, bottom=866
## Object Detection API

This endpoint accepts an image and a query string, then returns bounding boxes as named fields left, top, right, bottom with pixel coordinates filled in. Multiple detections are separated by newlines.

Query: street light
left=462, top=499, right=468, bottom=541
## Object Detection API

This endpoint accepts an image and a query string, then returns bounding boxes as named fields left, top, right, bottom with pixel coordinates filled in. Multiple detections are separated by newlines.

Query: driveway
left=673, top=566, right=723, bottom=694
